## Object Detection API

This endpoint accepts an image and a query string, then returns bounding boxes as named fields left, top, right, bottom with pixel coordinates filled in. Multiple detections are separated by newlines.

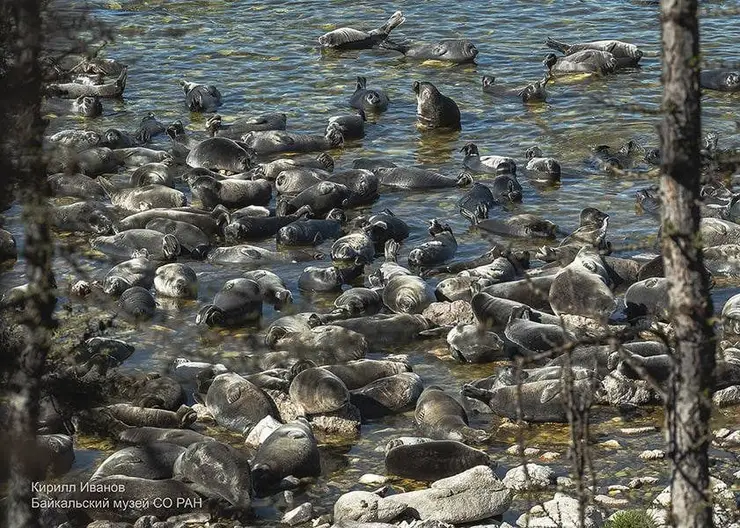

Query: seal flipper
left=546, top=37, right=571, bottom=54
left=376, top=11, right=406, bottom=37
left=379, top=38, right=409, bottom=55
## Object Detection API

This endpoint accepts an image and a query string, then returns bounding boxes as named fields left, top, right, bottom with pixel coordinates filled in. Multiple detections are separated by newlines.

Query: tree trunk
left=659, top=1, right=716, bottom=527
left=1, top=1, right=54, bottom=527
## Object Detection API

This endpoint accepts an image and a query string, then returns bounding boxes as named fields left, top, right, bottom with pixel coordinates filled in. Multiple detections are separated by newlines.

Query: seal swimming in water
left=408, top=219, right=458, bottom=268
left=518, top=73, right=552, bottom=104
left=415, top=386, right=489, bottom=443
left=385, top=439, right=490, bottom=481
left=525, top=146, right=561, bottom=182
left=546, top=37, right=643, bottom=67
left=71, top=95, right=103, bottom=117
left=196, top=278, right=263, bottom=326
left=328, top=110, right=366, bottom=140
left=458, top=182, right=497, bottom=223
left=206, top=112, right=287, bottom=138
left=318, top=11, right=405, bottom=49
left=460, top=143, right=516, bottom=175
left=700, top=69, right=740, bottom=92
left=373, top=166, right=472, bottom=189
left=180, top=80, right=222, bottom=112
left=203, top=372, right=279, bottom=434
left=383, top=38, right=479, bottom=64
left=189, top=174, right=272, bottom=209
left=154, top=263, right=198, bottom=299
left=251, top=418, right=321, bottom=497
left=349, top=76, right=390, bottom=113
left=413, top=81, right=461, bottom=130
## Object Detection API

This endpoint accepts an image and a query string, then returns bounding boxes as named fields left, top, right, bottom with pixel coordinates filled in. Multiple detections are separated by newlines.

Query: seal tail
left=546, top=37, right=570, bottom=54
left=377, top=11, right=406, bottom=37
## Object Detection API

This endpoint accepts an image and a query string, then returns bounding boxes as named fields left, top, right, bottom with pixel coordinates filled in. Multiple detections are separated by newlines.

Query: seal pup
left=318, top=11, right=405, bottom=49
left=413, top=81, right=461, bottom=130
left=349, top=76, right=390, bottom=113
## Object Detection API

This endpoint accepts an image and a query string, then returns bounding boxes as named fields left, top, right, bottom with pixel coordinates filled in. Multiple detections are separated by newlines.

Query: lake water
left=2, top=0, right=740, bottom=524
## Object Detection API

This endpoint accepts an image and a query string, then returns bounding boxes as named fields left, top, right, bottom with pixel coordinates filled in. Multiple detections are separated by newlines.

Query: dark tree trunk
left=659, top=1, right=716, bottom=527
left=1, top=1, right=54, bottom=527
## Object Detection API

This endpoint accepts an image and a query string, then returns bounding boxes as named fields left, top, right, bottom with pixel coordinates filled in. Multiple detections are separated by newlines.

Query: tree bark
left=659, top=1, right=716, bottom=527
left=1, top=1, right=54, bottom=527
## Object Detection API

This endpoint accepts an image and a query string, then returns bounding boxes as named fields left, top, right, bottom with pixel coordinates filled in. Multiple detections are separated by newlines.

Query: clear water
left=2, top=0, right=740, bottom=524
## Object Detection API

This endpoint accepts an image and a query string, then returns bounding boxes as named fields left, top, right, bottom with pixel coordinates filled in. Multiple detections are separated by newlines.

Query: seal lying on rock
left=415, top=386, right=489, bottom=443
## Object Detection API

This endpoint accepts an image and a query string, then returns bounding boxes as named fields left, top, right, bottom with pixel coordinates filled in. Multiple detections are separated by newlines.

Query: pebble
left=629, top=476, right=659, bottom=489
left=540, top=451, right=561, bottom=461
left=556, top=476, right=575, bottom=489
left=359, top=473, right=388, bottom=485
left=620, top=426, right=657, bottom=435
left=639, top=449, right=665, bottom=460
left=505, top=445, right=541, bottom=457
left=598, top=439, right=622, bottom=449
left=594, top=494, right=630, bottom=508
left=282, top=502, right=313, bottom=526
left=607, top=485, right=630, bottom=492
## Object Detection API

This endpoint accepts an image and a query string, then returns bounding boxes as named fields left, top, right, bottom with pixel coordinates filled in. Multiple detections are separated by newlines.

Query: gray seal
left=173, top=440, right=251, bottom=508
left=318, top=11, right=405, bottom=49
left=415, top=386, right=489, bottom=443
left=196, top=278, right=263, bottom=327
left=90, top=443, right=185, bottom=481
left=72, top=95, right=102, bottom=117
left=382, top=275, right=434, bottom=314
left=51, top=201, right=114, bottom=234
left=476, top=214, right=557, bottom=239
left=413, top=81, right=461, bottom=130
left=103, top=256, right=157, bottom=296
left=408, top=219, right=457, bottom=268
left=189, top=174, right=272, bottom=209
left=154, top=263, right=198, bottom=299
left=330, top=313, right=433, bottom=349
left=206, top=112, right=287, bottom=138
left=350, top=372, right=424, bottom=419
left=623, top=277, right=670, bottom=321
left=700, top=69, right=740, bottom=92
left=186, top=137, right=254, bottom=173
left=48, top=173, right=105, bottom=199
left=548, top=247, right=616, bottom=320
left=460, top=143, right=516, bottom=175
left=331, top=232, right=376, bottom=266
left=251, top=418, right=321, bottom=497
left=118, top=427, right=214, bottom=447
left=383, top=39, right=479, bottom=64
left=180, top=80, right=222, bottom=112
left=289, top=366, right=351, bottom=415
left=323, top=358, right=411, bottom=390
left=91, top=230, right=181, bottom=261
left=385, top=440, right=490, bottom=481
left=98, top=178, right=186, bottom=212
left=276, top=210, right=345, bottom=246
left=204, top=372, right=279, bottom=434
left=349, top=76, right=390, bottom=113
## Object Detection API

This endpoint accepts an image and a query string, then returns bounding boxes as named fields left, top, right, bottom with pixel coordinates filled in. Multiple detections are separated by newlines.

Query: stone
left=516, top=493, right=605, bottom=527
left=601, top=370, right=659, bottom=406
left=714, top=386, right=740, bottom=407
left=503, top=464, right=556, bottom=491
left=639, top=449, right=665, bottom=460
left=619, top=426, right=657, bottom=435
left=422, top=301, right=475, bottom=326
left=359, top=474, right=388, bottom=485
left=309, top=404, right=361, bottom=442
left=540, top=452, right=561, bottom=462
left=598, top=439, right=622, bottom=449
left=628, top=476, right=659, bottom=489
left=594, top=494, right=629, bottom=508
left=282, top=502, right=313, bottom=526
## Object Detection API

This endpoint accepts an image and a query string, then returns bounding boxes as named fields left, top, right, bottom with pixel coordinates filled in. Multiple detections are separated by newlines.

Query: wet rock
left=541, top=452, right=561, bottom=462
left=422, top=301, right=475, bottom=326
left=359, top=474, right=388, bottom=485
left=714, top=385, right=740, bottom=407
left=639, top=449, right=665, bottom=460
left=601, top=370, right=659, bottom=406
left=516, top=493, right=605, bottom=527
left=245, top=415, right=283, bottom=448
left=651, top=477, right=737, bottom=528
left=620, top=426, right=657, bottom=435
left=503, top=464, right=556, bottom=491
left=309, top=404, right=361, bottom=442
left=282, top=502, right=313, bottom=526
left=506, top=445, right=540, bottom=457
left=598, top=439, right=622, bottom=450
left=628, top=476, right=659, bottom=489
left=594, top=494, right=629, bottom=508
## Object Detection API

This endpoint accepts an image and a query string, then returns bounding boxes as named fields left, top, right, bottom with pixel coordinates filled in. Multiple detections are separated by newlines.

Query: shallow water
left=2, top=0, right=740, bottom=524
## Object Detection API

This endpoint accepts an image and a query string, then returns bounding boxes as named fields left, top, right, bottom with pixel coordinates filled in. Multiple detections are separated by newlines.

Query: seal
left=458, top=181, right=496, bottom=224
left=242, top=127, right=344, bottom=156
left=700, top=217, right=740, bottom=246
left=91, top=230, right=181, bottom=261
left=119, top=207, right=227, bottom=238
left=196, top=278, right=263, bottom=327
left=113, top=146, right=172, bottom=166
left=331, top=232, right=376, bottom=266
left=206, top=244, right=320, bottom=264
left=185, top=137, right=254, bottom=173
left=48, top=173, right=106, bottom=199
left=330, top=313, right=433, bottom=349
left=328, top=110, right=366, bottom=140
left=203, top=372, right=279, bottom=434
left=47, top=66, right=128, bottom=98
left=298, top=265, right=346, bottom=293
left=546, top=37, right=643, bottom=67
left=358, top=209, right=410, bottom=247
left=323, top=359, right=411, bottom=390
left=321, top=286, right=383, bottom=321
left=369, top=239, right=412, bottom=287
left=328, top=169, right=380, bottom=206
left=276, top=210, right=345, bottom=246
left=543, top=51, right=617, bottom=75
left=447, top=323, right=505, bottom=363
left=623, top=277, right=670, bottom=321
left=525, top=146, right=561, bottom=181
left=145, top=218, right=210, bottom=258
left=98, top=178, right=186, bottom=212
left=189, top=174, right=272, bottom=209
left=481, top=275, right=556, bottom=313
left=350, top=372, right=424, bottom=419
left=503, top=306, right=574, bottom=356
left=101, top=403, right=196, bottom=429
left=558, top=207, right=610, bottom=250
left=61, top=146, right=121, bottom=176
left=373, top=166, right=472, bottom=189
left=280, top=181, right=351, bottom=216
left=251, top=418, right=321, bottom=497
left=103, top=256, right=157, bottom=296
left=385, top=439, right=490, bottom=481
left=243, top=269, right=292, bottom=307
left=382, top=275, right=434, bottom=314
left=130, top=159, right=176, bottom=187
left=462, top=378, right=596, bottom=422
left=90, top=443, right=185, bottom=481
left=173, top=440, right=251, bottom=508
left=275, top=167, right=330, bottom=195
left=261, top=152, right=334, bottom=180
left=269, top=325, right=368, bottom=362
left=425, top=246, right=503, bottom=277
left=476, top=214, right=557, bottom=238
left=383, top=39, right=479, bottom=64
left=119, top=427, right=214, bottom=447
left=318, top=11, right=405, bottom=49
left=103, top=128, right=139, bottom=149
left=72, top=95, right=103, bottom=117
left=49, top=129, right=101, bottom=150
left=134, top=112, right=166, bottom=143
left=472, top=292, right=559, bottom=330
left=548, top=247, right=616, bottom=320
left=415, top=386, right=489, bottom=443
left=460, top=143, right=516, bottom=175
left=435, top=276, right=474, bottom=302
left=51, top=201, right=114, bottom=234
left=180, top=80, right=222, bottom=112
left=118, top=286, right=156, bottom=320
left=349, top=77, right=390, bottom=113
left=700, top=69, right=740, bottom=92
left=154, top=263, right=198, bottom=299
left=408, top=219, right=457, bottom=268
left=518, top=73, right=552, bottom=104
left=289, top=364, right=350, bottom=415
left=206, top=112, right=287, bottom=138
left=225, top=205, right=312, bottom=242
left=413, top=81, right=461, bottom=130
